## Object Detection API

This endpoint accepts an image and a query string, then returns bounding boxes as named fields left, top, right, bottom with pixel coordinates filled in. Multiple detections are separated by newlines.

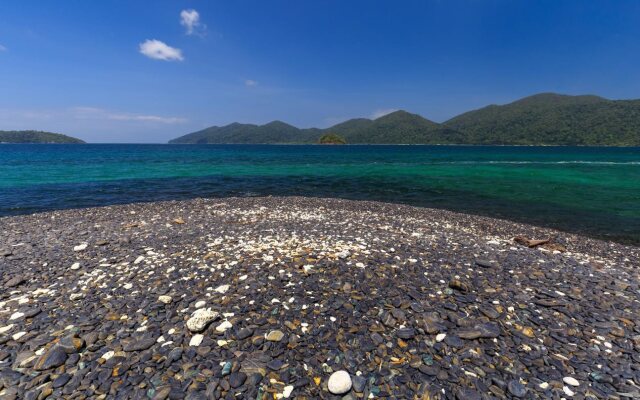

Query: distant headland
left=169, top=93, right=640, bottom=146
left=0, top=130, right=85, bottom=144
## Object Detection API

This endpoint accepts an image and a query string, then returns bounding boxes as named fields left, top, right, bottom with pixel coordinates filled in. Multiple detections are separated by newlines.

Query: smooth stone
left=396, top=328, right=415, bottom=339
left=228, top=372, right=247, bottom=388
left=235, top=327, right=254, bottom=340
left=158, top=295, right=172, bottom=304
left=73, top=243, right=88, bottom=251
left=266, top=330, right=285, bottom=342
left=189, top=334, right=204, bottom=346
left=34, top=346, right=68, bottom=371
left=458, top=322, right=501, bottom=339
left=52, top=373, right=71, bottom=388
left=215, top=320, right=233, bottom=333
left=475, top=259, right=496, bottom=268
left=123, top=336, right=156, bottom=352
left=186, top=309, right=219, bottom=333
left=563, top=377, right=580, bottom=386
left=328, top=370, right=352, bottom=395
left=448, top=279, right=469, bottom=292
left=267, top=359, right=286, bottom=370
left=507, top=380, right=527, bottom=398
left=214, top=284, right=230, bottom=294
left=282, top=385, right=294, bottom=398
left=5, top=276, right=26, bottom=288
left=58, top=335, right=84, bottom=354
left=352, top=375, right=367, bottom=393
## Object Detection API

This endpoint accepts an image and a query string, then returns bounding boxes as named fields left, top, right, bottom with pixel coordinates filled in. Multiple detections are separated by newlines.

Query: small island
left=318, top=133, right=347, bottom=144
left=0, top=130, right=85, bottom=144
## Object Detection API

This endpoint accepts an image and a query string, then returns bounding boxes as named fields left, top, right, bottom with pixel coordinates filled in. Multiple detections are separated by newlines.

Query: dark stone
left=475, top=259, right=496, bottom=268
left=458, top=322, right=501, bottom=339
left=352, top=375, right=367, bottom=393
left=52, top=373, right=71, bottom=388
left=5, top=275, right=26, bottom=288
left=267, top=359, right=285, bottom=371
left=507, top=380, right=527, bottom=397
left=235, top=328, right=254, bottom=340
left=34, top=346, right=68, bottom=371
left=396, top=328, right=415, bottom=339
left=123, top=336, right=156, bottom=352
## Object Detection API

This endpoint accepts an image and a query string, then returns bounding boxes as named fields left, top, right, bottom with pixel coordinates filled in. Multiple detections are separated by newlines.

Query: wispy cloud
left=181, top=9, right=206, bottom=36
left=0, top=44, right=7, bottom=52
left=370, top=108, right=398, bottom=119
left=72, top=107, right=187, bottom=124
left=139, top=39, right=184, bottom=61
left=244, top=79, right=258, bottom=87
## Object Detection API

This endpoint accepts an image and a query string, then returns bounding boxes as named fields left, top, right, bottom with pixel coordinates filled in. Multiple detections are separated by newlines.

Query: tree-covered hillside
left=0, top=130, right=85, bottom=144
left=445, top=93, right=640, bottom=145
left=169, top=93, right=640, bottom=146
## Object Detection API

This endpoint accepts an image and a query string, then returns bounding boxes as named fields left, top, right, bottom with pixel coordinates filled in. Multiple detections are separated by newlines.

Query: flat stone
left=57, top=335, right=84, bottom=353
left=352, top=375, right=367, bottom=393
left=507, top=380, right=527, bottom=397
left=235, top=327, right=254, bottom=340
left=458, top=322, right=501, bottom=339
left=396, top=327, right=416, bottom=339
left=228, top=372, right=247, bottom=388
left=34, top=346, right=68, bottom=370
left=5, top=276, right=26, bottom=288
left=475, top=259, right=496, bottom=268
left=563, top=377, right=580, bottom=387
left=123, top=336, right=156, bottom=352
left=189, top=334, right=204, bottom=346
left=266, top=330, right=285, bottom=342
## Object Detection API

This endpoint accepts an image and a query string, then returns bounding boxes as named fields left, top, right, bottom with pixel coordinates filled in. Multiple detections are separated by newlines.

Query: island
left=169, top=93, right=640, bottom=146
left=318, top=133, right=347, bottom=144
left=0, top=130, right=85, bottom=144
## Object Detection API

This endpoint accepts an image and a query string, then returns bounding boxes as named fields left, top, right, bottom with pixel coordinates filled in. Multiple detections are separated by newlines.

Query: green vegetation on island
left=445, top=93, right=640, bottom=146
left=318, top=133, right=347, bottom=144
left=0, top=130, right=85, bottom=144
left=169, top=93, right=640, bottom=146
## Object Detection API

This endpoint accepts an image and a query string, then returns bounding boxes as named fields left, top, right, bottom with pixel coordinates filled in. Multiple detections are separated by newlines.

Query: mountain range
left=170, top=93, right=640, bottom=146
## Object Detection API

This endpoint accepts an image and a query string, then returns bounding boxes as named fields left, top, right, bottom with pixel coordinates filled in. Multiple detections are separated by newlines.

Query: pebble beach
left=0, top=196, right=639, bottom=399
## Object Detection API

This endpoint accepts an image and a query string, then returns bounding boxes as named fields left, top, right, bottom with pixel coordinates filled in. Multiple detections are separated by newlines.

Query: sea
left=1, top=144, right=639, bottom=244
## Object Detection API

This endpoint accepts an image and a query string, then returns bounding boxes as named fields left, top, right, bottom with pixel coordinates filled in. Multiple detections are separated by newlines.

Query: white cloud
left=72, top=107, right=187, bottom=124
left=181, top=9, right=206, bottom=36
left=139, top=39, right=183, bottom=61
left=0, top=44, right=7, bottom=51
left=370, top=108, right=398, bottom=119
left=245, top=79, right=258, bottom=87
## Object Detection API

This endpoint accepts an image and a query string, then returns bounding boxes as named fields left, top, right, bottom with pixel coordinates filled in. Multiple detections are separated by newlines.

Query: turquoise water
left=1, top=144, right=639, bottom=244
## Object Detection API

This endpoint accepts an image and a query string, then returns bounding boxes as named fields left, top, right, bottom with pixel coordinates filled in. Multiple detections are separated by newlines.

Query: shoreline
left=1, top=197, right=638, bottom=398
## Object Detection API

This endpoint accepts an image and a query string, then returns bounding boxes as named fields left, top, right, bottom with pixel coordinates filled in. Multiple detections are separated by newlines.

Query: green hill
left=169, top=121, right=319, bottom=144
left=169, top=93, right=640, bottom=145
left=0, top=130, right=85, bottom=144
left=445, top=93, right=640, bottom=145
left=170, top=111, right=462, bottom=144
left=330, top=110, right=463, bottom=144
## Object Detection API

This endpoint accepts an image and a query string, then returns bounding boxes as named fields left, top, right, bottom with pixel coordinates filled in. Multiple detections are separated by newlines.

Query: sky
left=1, top=0, right=639, bottom=143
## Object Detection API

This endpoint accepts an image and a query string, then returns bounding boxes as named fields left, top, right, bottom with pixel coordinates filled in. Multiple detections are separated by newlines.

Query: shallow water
left=1, top=144, right=639, bottom=244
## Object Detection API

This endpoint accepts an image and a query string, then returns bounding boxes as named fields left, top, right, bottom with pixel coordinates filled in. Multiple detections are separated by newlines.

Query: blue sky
left=1, top=0, right=639, bottom=143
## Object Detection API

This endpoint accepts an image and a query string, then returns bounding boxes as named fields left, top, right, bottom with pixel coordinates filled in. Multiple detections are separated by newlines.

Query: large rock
left=186, top=309, right=220, bottom=332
